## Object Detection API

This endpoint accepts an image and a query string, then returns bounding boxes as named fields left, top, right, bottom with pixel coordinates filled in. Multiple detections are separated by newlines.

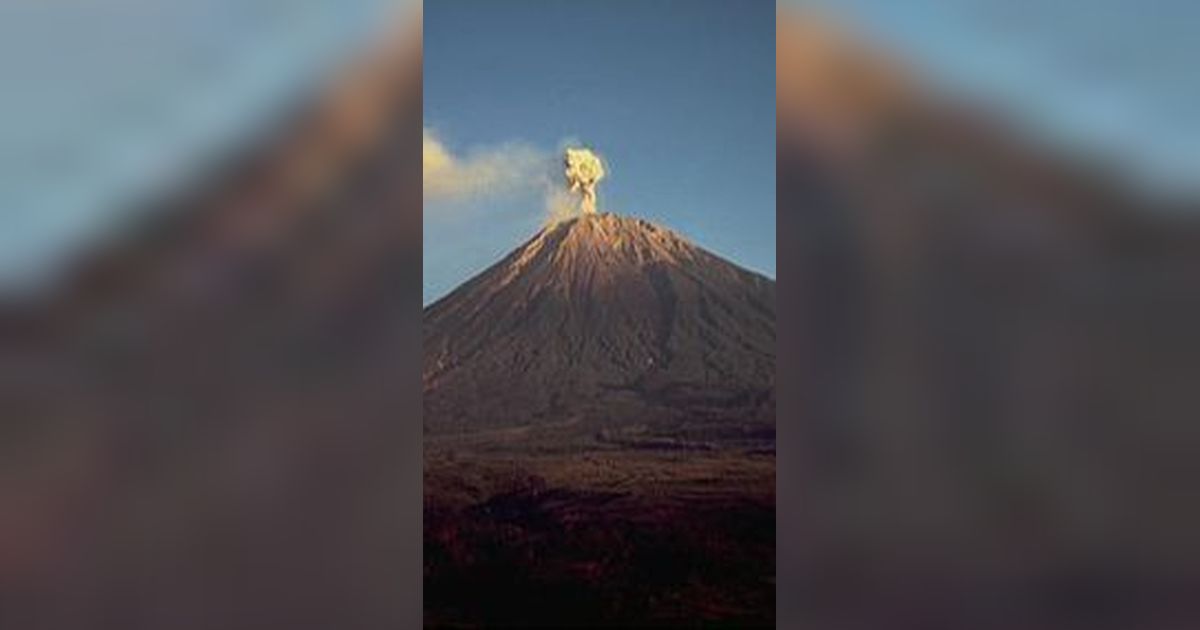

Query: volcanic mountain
left=422, top=212, right=775, bottom=447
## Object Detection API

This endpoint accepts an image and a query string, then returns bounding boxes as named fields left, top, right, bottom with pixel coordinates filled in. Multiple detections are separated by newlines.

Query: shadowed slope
left=423, top=212, right=775, bottom=439
left=422, top=214, right=777, bottom=627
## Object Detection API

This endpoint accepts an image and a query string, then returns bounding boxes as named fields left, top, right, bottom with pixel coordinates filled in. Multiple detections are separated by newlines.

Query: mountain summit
left=423, top=212, right=775, bottom=444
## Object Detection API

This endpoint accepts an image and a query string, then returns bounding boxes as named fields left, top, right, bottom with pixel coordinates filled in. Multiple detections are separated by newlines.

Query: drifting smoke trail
left=423, top=133, right=608, bottom=225
left=423, top=129, right=543, bottom=203
left=564, top=147, right=605, bottom=214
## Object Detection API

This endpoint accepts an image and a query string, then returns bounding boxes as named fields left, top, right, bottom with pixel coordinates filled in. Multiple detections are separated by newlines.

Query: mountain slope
left=423, top=212, right=777, bottom=625
left=422, top=212, right=775, bottom=441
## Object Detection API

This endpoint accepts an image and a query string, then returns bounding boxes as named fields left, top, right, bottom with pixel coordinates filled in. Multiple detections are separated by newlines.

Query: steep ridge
left=423, top=213, right=775, bottom=439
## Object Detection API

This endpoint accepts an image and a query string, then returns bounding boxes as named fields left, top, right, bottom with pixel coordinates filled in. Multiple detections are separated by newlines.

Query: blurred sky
left=423, top=0, right=777, bottom=305
left=2, top=1, right=1194, bottom=299
left=0, top=0, right=407, bottom=296
left=803, top=0, right=1200, bottom=199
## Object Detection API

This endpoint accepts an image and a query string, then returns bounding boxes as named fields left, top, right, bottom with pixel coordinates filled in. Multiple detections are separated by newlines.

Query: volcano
left=423, top=213, right=776, bottom=626
left=423, top=212, right=775, bottom=446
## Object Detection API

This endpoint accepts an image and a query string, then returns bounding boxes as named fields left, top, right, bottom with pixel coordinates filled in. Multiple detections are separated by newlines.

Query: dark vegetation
left=424, top=451, right=775, bottom=628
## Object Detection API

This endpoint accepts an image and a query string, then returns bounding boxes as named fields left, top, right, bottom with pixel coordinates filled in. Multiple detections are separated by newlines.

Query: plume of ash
left=564, top=147, right=605, bottom=214
left=424, top=131, right=608, bottom=225
left=423, top=129, right=543, bottom=202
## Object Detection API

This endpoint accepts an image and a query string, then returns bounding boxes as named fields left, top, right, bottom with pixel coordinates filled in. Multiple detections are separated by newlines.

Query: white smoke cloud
left=423, top=128, right=545, bottom=202
left=563, top=147, right=605, bottom=214
left=424, top=129, right=609, bottom=224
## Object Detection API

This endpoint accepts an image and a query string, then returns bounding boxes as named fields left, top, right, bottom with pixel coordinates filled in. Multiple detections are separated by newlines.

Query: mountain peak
left=549, top=212, right=690, bottom=251
left=424, top=212, right=775, bottom=439
left=505, top=213, right=701, bottom=287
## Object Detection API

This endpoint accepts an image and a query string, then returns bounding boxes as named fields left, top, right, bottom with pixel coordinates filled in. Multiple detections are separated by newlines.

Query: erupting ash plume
left=564, top=147, right=606, bottom=214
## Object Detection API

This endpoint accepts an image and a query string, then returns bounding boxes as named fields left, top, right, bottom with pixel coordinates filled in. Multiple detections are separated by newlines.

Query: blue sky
left=805, top=0, right=1200, bottom=199
left=423, top=0, right=777, bottom=305
left=3, top=1, right=1194, bottom=298
left=0, top=0, right=405, bottom=295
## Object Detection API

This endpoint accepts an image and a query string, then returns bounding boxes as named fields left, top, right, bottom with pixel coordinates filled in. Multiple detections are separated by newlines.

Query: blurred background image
left=0, top=0, right=1196, bottom=628
left=0, top=2, right=423, bottom=628
left=778, top=2, right=1200, bottom=628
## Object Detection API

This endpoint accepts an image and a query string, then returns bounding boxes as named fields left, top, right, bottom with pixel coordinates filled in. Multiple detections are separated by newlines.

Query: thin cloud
left=423, top=129, right=546, bottom=203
